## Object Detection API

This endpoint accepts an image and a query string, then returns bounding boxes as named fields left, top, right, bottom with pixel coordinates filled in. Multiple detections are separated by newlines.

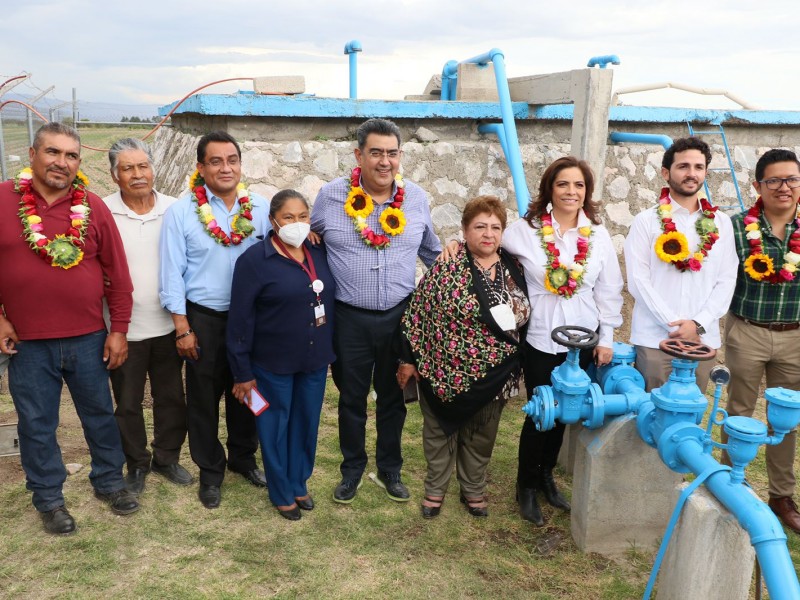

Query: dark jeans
left=9, top=331, right=126, bottom=512
left=185, top=304, right=258, bottom=486
left=517, top=342, right=592, bottom=488
left=109, top=331, right=186, bottom=471
left=332, top=301, right=408, bottom=479
left=253, top=365, right=327, bottom=507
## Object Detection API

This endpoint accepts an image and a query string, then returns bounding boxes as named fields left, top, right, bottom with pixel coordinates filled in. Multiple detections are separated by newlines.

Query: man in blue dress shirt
left=311, top=118, right=442, bottom=504
left=159, top=131, right=269, bottom=509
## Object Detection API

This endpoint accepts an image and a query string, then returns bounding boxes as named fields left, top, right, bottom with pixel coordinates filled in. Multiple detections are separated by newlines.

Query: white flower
left=785, top=251, right=800, bottom=264
left=70, top=205, right=88, bottom=215
left=746, top=230, right=762, bottom=240
left=31, top=233, right=46, bottom=242
left=199, top=204, right=213, bottom=218
left=569, top=263, right=585, bottom=275
left=236, top=184, right=248, bottom=199
left=543, top=233, right=555, bottom=243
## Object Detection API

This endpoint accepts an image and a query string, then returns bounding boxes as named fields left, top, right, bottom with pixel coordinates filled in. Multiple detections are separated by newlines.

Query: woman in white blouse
left=502, top=156, right=623, bottom=526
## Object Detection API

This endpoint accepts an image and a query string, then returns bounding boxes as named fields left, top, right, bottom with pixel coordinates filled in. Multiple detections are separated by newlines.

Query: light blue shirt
left=159, top=185, right=270, bottom=313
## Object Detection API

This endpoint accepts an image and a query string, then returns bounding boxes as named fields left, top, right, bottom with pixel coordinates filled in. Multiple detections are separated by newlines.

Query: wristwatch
left=692, top=320, right=706, bottom=336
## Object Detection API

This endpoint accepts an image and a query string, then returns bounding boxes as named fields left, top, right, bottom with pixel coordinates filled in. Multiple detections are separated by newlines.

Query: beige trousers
left=723, top=314, right=800, bottom=498
left=419, top=395, right=503, bottom=498
left=634, top=345, right=715, bottom=394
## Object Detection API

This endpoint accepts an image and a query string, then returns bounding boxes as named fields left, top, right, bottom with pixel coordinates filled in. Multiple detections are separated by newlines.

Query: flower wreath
left=538, top=212, right=593, bottom=298
left=742, top=197, right=800, bottom=282
left=653, top=188, right=719, bottom=272
left=188, top=170, right=254, bottom=246
left=15, top=167, right=91, bottom=269
left=344, top=166, right=406, bottom=249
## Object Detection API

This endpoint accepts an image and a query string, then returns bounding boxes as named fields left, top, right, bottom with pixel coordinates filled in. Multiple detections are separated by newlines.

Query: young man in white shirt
left=624, top=137, right=738, bottom=391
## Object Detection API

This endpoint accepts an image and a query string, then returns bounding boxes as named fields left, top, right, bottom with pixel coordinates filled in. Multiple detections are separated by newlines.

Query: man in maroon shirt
left=0, top=123, right=138, bottom=534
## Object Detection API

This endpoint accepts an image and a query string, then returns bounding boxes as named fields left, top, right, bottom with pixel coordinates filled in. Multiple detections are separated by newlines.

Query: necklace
left=539, top=212, right=593, bottom=298
left=15, top=167, right=91, bottom=269
left=188, top=170, right=255, bottom=246
left=653, top=188, right=719, bottom=271
left=344, top=167, right=406, bottom=249
left=742, top=197, right=800, bottom=282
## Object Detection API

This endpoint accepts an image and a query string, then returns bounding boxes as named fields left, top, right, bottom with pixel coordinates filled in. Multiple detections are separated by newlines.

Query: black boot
left=516, top=483, right=544, bottom=526
left=540, top=468, right=570, bottom=511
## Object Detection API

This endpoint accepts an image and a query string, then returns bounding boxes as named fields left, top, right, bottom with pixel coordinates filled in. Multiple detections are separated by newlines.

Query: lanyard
left=272, top=236, right=322, bottom=301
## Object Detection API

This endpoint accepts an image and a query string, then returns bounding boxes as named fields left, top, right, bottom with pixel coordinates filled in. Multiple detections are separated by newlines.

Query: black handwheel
left=659, top=338, right=717, bottom=361
left=551, top=325, right=599, bottom=349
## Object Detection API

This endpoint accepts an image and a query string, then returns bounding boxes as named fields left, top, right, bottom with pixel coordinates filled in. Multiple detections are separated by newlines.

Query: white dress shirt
left=623, top=194, right=738, bottom=349
left=502, top=212, right=624, bottom=354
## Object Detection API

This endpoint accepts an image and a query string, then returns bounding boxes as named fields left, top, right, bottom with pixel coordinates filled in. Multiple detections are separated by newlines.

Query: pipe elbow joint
left=344, top=40, right=363, bottom=54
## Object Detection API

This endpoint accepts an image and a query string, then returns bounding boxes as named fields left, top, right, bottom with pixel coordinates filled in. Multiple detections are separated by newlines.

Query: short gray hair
left=33, top=122, right=80, bottom=150
left=108, top=138, right=154, bottom=177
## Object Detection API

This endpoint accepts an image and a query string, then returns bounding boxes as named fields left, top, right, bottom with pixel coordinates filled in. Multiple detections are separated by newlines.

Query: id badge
left=490, top=303, right=516, bottom=331
left=314, top=303, right=327, bottom=327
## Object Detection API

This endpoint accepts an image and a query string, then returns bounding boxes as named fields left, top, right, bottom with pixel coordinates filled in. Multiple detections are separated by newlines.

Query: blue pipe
left=441, top=49, right=530, bottom=215
left=587, top=55, right=620, bottom=69
left=343, top=40, right=362, bottom=100
left=610, top=132, right=673, bottom=150
left=477, top=123, right=509, bottom=158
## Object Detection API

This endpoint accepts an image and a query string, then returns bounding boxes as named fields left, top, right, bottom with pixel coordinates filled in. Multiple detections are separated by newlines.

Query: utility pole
left=72, top=88, right=78, bottom=130
left=26, top=85, right=54, bottom=145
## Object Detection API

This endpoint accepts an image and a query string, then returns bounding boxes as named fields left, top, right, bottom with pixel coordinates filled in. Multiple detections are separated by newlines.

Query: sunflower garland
left=188, top=169, right=255, bottom=246
left=742, top=197, right=800, bottom=283
left=345, top=166, right=406, bottom=249
left=653, top=187, right=719, bottom=271
left=15, top=167, right=91, bottom=269
left=538, top=212, right=593, bottom=298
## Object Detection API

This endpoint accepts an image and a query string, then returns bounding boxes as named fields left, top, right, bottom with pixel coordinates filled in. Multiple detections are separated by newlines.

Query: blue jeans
left=253, top=365, right=327, bottom=507
left=9, top=331, right=126, bottom=512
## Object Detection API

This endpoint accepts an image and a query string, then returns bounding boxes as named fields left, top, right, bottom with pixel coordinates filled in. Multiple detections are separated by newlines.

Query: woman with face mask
left=227, top=189, right=336, bottom=521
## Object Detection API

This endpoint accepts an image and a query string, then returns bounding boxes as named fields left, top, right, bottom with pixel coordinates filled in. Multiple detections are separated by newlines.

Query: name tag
left=314, top=304, right=327, bottom=327
left=490, top=303, right=516, bottom=331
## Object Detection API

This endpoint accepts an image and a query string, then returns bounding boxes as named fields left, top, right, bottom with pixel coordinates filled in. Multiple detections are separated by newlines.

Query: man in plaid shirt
left=725, top=148, right=800, bottom=533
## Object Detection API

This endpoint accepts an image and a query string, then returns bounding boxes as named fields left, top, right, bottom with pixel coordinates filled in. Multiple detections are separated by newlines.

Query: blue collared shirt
left=310, top=177, right=441, bottom=310
left=159, top=185, right=270, bottom=313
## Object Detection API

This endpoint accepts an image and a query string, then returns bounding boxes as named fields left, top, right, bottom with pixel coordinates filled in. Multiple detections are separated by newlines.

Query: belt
left=186, top=300, right=228, bottom=318
left=733, top=313, right=800, bottom=332
left=335, top=298, right=409, bottom=316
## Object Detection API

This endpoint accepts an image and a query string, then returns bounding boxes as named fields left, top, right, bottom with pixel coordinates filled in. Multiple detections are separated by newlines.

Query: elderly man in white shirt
left=624, top=137, right=738, bottom=392
left=103, top=138, right=192, bottom=495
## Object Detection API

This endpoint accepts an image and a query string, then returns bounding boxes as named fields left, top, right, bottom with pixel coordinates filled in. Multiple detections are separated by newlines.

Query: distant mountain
left=2, top=93, right=160, bottom=123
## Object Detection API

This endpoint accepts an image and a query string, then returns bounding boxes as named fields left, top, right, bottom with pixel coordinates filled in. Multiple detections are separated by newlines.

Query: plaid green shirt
left=730, top=210, right=800, bottom=322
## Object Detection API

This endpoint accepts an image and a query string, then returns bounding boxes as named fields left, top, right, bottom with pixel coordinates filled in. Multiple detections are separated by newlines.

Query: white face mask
left=276, top=221, right=310, bottom=248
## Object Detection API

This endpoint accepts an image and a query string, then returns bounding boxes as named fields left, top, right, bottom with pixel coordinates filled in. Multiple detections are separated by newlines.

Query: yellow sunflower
left=75, top=170, right=90, bottom=187
left=379, top=207, right=406, bottom=236
left=655, top=231, right=690, bottom=263
left=188, top=169, right=204, bottom=190
left=344, top=187, right=373, bottom=219
left=744, top=253, right=775, bottom=281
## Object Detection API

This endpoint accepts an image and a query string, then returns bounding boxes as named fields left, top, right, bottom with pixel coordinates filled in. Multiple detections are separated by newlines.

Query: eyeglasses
left=367, top=149, right=401, bottom=160
left=759, top=177, right=800, bottom=190
left=204, top=156, right=241, bottom=168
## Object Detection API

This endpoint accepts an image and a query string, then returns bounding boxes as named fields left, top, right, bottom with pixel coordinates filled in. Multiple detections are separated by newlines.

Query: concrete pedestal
left=656, top=485, right=755, bottom=600
left=571, top=414, right=683, bottom=555
left=557, top=423, right=581, bottom=475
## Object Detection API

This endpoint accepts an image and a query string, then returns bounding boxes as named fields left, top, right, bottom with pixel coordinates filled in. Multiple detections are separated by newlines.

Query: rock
left=65, top=463, right=84, bottom=475
left=413, top=127, right=439, bottom=143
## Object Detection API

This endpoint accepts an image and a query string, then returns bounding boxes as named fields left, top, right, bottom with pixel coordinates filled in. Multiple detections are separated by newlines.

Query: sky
left=1, top=0, right=797, bottom=113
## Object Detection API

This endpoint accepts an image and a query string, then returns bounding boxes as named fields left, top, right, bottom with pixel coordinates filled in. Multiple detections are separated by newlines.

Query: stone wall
left=152, top=119, right=800, bottom=250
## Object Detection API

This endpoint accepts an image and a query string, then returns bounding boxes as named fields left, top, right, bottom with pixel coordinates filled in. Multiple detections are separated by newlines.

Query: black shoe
left=95, top=488, right=140, bottom=515
left=540, top=469, right=571, bottom=511
left=460, top=494, right=488, bottom=518
left=277, top=505, right=302, bottom=521
left=517, top=484, right=544, bottom=526
left=151, top=461, right=193, bottom=486
left=295, top=495, right=314, bottom=511
left=229, top=468, right=267, bottom=488
left=198, top=484, right=221, bottom=509
left=421, top=496, right=444, bottom=519
left=41, top=506, right=76, bottom=535
left=125, top=467, right=149, bottom=496
left=375, top=471, right=411, bottom=502
left=333, top=478, right=362, bottom=504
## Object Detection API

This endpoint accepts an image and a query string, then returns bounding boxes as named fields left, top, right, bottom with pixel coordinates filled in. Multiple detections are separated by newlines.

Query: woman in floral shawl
left=397, top=196, right=530, bottom=519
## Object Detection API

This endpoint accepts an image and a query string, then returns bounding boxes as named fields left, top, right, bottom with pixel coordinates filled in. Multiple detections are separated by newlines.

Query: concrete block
left=656, top=485, right=755, bottom=600
left=456, top=63, right=499, bottom=102
left=0, top=422, right=20, bottom=457
left=253, top=76, right=305, bottom=95
left=571, top=414, right=683, bottom=555
left=423, top=74, right=442, bottom=96
left=509, top=71, right=573, bottom=104
left=557, top=423, right=582, bottom=475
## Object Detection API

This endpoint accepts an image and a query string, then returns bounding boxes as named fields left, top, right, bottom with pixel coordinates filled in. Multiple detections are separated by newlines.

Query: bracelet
left=175, top=329, right=194, bottom=341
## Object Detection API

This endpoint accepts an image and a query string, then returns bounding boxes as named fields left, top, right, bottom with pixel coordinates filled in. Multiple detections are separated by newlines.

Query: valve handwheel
left=551, top=325, right=599, bottom=349
left=659, top=338, right=716, bottom=361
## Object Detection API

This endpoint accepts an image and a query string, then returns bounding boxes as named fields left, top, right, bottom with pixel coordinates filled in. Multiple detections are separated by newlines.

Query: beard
left=43, top=168, right=72, bottom=190
left=668, top=176, right=702, bottom=198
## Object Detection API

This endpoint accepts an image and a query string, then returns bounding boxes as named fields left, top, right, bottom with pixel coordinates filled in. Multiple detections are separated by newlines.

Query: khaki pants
left=634, top=345, right=715, bottom=394
left=419, top=395, right=503, bottom=498
left=724, top=314, right=800, bottom=499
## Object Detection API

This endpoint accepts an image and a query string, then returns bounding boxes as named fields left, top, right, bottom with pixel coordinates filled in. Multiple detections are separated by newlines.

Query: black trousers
left=517, top=342, right=592, bottom=488
left=332, top=301, right=408, bottom=479
left=109, top=331, right=186, bottom=471
left=185, top=303, right=258, bottom=486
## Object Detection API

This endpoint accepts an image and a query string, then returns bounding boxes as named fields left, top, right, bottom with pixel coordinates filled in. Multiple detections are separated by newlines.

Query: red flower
left=664, top=223, right=677, bottom=232
left=72, top=190, right=86, bottom=200
left=35, top=238, right=48, bottom=247
left=551, top=259, right=560, bottom=269
left=68, top=227, right=80, bottom=237
left=231, top=234, right=242, bottom=244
